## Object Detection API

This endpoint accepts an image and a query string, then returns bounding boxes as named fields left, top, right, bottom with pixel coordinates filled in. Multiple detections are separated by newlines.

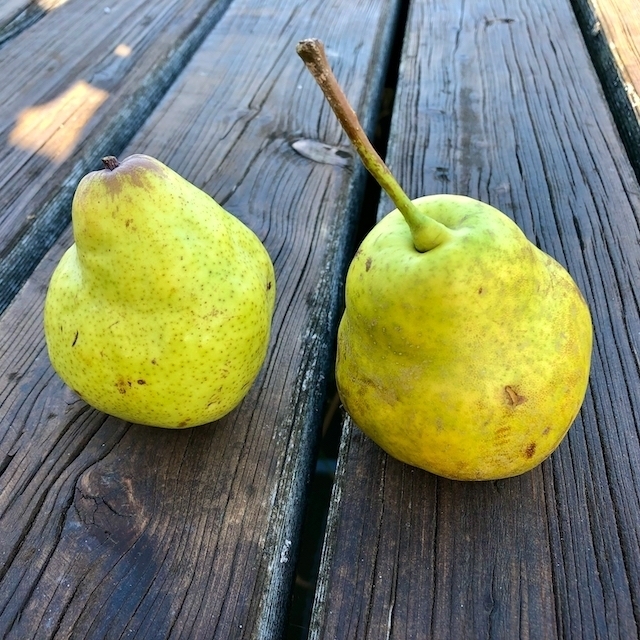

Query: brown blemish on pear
left=505, top=385, right=527, bottom=406
left=495, top=426, right=510, bottom=440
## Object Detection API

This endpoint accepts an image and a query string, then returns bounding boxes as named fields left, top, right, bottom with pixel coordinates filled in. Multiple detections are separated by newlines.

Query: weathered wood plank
left=0, top=0, right=233, bottom=314
left=311, top=0, right=640, bottom=638
left=0, top=0, right=46, bottom=45
left=0, top=0, right=402, bottom=637
left=571, top=0, right=640, bottom=178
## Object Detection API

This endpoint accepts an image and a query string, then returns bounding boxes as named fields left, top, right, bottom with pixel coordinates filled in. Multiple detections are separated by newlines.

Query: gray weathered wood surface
left=0, top=0, right=46, bottom=44
left=311, top=0, right=640, bottom=638
left=0, top=0, right=401, bottom=637
left=2, top=0, right=640, bottom=637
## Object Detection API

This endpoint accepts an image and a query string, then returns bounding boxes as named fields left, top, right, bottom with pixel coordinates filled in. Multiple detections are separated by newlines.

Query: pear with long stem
left=297, top=38, right=593, bottom=480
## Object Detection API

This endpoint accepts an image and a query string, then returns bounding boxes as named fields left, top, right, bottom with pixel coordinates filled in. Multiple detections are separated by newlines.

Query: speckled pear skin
left=336, top=194, right=592, bottom=480
left=44, top=154, right=276, bottom=428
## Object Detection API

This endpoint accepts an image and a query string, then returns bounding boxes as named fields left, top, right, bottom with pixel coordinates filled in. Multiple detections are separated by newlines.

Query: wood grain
left=0, top=0, right=47, bottom=45
left=571, top=0, right=640, bottom=179
left=0, top=0, right=233, bottom=314
left=0, top=0, right=402, bottom=637
left=311, top=0, right=640, bottom=638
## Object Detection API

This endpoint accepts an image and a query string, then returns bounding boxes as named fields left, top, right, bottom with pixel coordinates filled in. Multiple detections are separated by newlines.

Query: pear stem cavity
left=102, top=156, right=120, bottom=171
left=296, top=38, right=453, bottom=252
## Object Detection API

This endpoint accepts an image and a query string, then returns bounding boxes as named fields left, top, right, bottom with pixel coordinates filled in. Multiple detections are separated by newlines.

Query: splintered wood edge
left=307, top=416, right=354, bottom=640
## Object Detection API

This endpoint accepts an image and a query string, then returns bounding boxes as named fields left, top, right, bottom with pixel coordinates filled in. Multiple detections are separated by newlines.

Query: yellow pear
left=44, top=154, right=276, bottom=428
left=298, top=38, right=592, bottom=480
left=336, top=195, right=592, bottom=480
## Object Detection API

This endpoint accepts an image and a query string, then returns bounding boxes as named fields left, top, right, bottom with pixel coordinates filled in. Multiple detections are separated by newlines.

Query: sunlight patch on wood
left=114, top=43, right=132, bottom=57
left=8, top=80, right=109, bottom=163
left=37, top=0, right=71, bottom=9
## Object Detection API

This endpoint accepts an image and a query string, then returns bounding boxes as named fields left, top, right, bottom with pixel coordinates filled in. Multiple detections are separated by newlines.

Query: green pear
left=298, top=38, right=592, bottom=480
left=336, top=194, right=592, bottom=480
left=44, top=154, right=276, bottom=428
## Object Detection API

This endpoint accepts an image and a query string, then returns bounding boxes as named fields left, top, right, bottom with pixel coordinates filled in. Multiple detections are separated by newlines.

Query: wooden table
left=0, top=0, right=638, bottom=638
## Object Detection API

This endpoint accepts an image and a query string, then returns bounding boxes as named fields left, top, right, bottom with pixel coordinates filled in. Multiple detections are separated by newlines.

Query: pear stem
left=296, top=38, right=452, bottom=252
left=102, top=156, right=120, bottom=171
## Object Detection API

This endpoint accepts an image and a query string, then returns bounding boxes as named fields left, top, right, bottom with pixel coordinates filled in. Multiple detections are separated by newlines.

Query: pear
left=298, top=39, right=592, bottom=480
left=44, top=154, right=276, bottom=428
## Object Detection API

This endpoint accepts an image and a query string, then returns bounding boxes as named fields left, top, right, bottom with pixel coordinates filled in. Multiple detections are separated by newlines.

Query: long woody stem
left=296, top=38, right=452, bottom=252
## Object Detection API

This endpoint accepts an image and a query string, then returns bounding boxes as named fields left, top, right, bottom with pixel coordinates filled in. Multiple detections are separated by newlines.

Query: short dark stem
left=102, top=156, right=120, bottom=171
